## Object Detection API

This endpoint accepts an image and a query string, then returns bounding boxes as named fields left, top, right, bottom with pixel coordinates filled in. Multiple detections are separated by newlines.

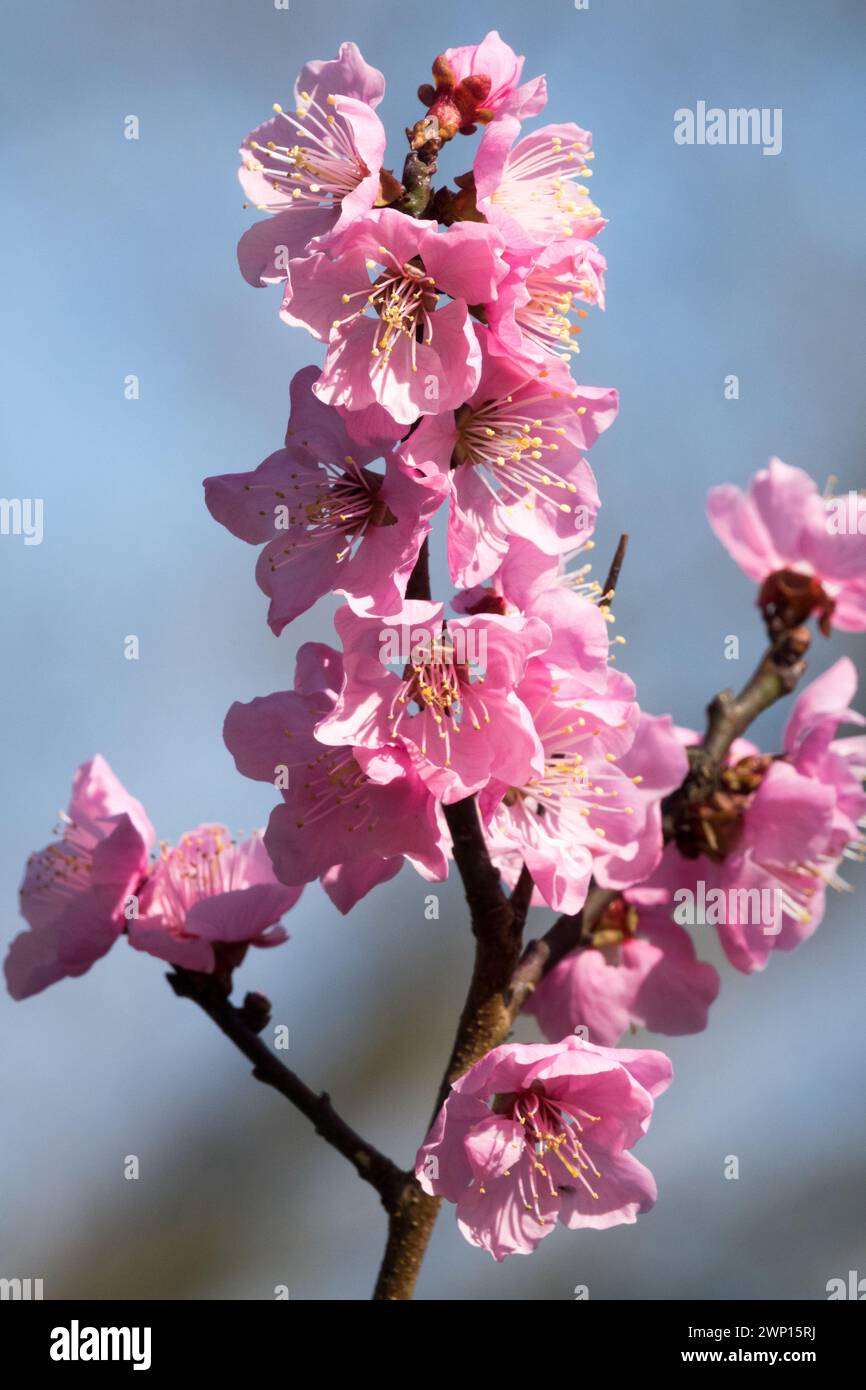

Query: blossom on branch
left=223, top=642, right=449, bottom=911
left=280, top=210, right=508, bottom=428
left=237, top=42, right=387, bottom=285
left=707, top=457, right=866, bottom=634
left=416, top=1036, right=671, bottom=1260
left=417, top=30, right=547, bottom=138
left=204, top=367, right=447, bottom=633
left=5, top=759, right=300, bottom=997
left=525, top=889, right=720, bottom=1047
left=659, top=658, right=866, bottom=972
left=473, top=117, right=606, bottom=256
left=397, top=332, right=614, bottom=586
left=313, top=602, right=552, bottom=803
left=5, top=756, right=154, bottom=999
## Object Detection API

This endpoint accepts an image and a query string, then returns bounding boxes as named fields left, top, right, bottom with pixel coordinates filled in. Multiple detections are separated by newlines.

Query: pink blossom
left=526, top=890, right=720, bottom=1047
left=658, top=660, right=865, bottom=972
left=707, top=458, right=866, bottom=633
left=223, top=642, right=448, bottom=912
left=5, top=756, right=154, bottom=999
left=397, top=331, right=614, bottom=586
left=416, top=1036, right=672, bottom=1260
left=237, top=43, right=387, bottom=285
left=480, top=669, right=686, bottom=914
left=454, top=538, right=613, bottom=695
left=313, top=601, right=551, bottom=803
left=204, top=368, right=446, bottom=633
left=474, top=117, right=606, bottom=257
left=781, top=656, right=866, bottom=873
left=280, top=210, right=508, bottom=427
left=418, top=31, right=547, bottom=138
left=128, top=828, right=302, bottom=973
left=486, top=239, right=607, bottom=375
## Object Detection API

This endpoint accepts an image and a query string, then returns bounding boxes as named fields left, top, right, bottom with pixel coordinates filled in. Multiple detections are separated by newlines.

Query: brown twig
left=405, top=535, right=430, bottom=601
left=373, top=797, right=524, bottom=1298
left=373, top=532, right=528, bottom=1296
left=168, top=967, right=407, bottom=1213
left=601, top=532, right=629, bottom=598
left=662, top=620, right=812, bottom=841
left=505, top=883, right=618, bottom=1021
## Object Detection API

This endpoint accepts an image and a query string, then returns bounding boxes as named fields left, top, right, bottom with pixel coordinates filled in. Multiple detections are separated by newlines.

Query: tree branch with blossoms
left=6, top=32, right=865, bottom=1305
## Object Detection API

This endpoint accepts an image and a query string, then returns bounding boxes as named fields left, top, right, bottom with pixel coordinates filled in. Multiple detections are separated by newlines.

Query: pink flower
left=659, top=660, right=865, bottom=972
left=707, top=458, right=866, bottom=634
left=473, top=117, right=605, bottom=257
left=128, top=828, right=301, bottom=973
left=237, top=43, right=387, bottom=286
left=486, top=239, right=607, bottom=375
left=280, top=209, right=507, bottom=427
left=454, top=537, right=613, bottom=694
left=781, top=656, right=866, bottom=873
left=204, top=368, right=446, bottom=633
left=397, top=331, right=614, bottom=587
left=314, top=601, right=551, bottom=803
left=417, top=30, right=547, bottom=138
left=223, top=642, right=448, bottom=912
left=416, top=1036, right=672, bottom=1260
left=480, top=670, right=686, bottom=915
left=5, top=756, right=155, bottom=999
left=526, top=890, right=720, bottom=1047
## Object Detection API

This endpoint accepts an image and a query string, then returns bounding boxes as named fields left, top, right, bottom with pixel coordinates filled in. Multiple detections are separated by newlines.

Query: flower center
left=291, top=749, right=378, bottom=834
left=491, top=1084, right=605, bottom=1216
left=153, top=827, right=237, bottom=930
left=490, top=135, right=600, bottom=239
left=22, top=811, right=99, bottom=907
left=503, top=693, right=638, bottom=839
left=517, top=262, right=598, bottom=364
left=333, top=251, right=440, bottom=374
left=244, top=93, right=368, bottom=213
left=453, top=394, right=590, bottom=522
left=245, top=458, right=387, bottom=571
left=388, top=627, right=490, bottom=767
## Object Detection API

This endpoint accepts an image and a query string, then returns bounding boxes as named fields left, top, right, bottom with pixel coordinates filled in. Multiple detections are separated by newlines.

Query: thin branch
left=662, top=620, right=812, bottom=839
left=509, top=864, right=535, bottom=935
left=168, top=967, right=407, bottom=1214
left=601, top=531, right=629, bottom=599
left=374, top=536, right=527, bottom=1298
left=405, top=535, right=430, bottom=601
left=505, top=883, right=618, bottom=1020
left=373, top=799, right=523, bottom=1300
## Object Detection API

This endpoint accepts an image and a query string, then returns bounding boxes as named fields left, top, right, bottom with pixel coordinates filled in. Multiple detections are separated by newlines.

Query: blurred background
left=1, top=0, right=865, bottom=1300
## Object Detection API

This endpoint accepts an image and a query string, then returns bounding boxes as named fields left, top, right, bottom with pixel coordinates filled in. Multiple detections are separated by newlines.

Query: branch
left=505, top=882, right=617, bottom=1020
left=601, top=531, right=629, bottom=599
left=662, top=619, right=812, bottom=840
left=509, top=864, right=535, bottom=935
left=393, top=115, right=442, bottom=218
left=405, top=535, right=430, bottom=601
left=374, top=539, right=526, bottom=1298
left=168, top=967, right=407, bottom=1214
left=373, top=799, right=523, bottom=1300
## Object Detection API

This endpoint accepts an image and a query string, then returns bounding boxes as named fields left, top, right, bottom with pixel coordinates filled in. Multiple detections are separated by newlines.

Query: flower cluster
left=6, top=32, right=863, bottom=1275
left=5, top=756, right=300, bottom=999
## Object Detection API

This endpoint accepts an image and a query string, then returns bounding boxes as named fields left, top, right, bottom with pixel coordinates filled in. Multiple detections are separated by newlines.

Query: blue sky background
left=1, top=0, right=865, bottom=1299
